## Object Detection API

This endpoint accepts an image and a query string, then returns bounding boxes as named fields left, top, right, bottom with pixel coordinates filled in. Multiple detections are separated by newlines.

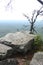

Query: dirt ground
left=10, top=51, right=34, bottom=65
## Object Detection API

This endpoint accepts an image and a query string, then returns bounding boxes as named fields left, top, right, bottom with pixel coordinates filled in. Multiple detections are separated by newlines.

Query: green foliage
left=32, top=35, right=43, bottom=52
left=34, top=35, right=42, bottom=45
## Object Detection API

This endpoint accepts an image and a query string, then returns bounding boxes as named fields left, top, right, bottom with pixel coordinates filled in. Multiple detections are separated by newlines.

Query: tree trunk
left=30, top=22, right=34, bottom=34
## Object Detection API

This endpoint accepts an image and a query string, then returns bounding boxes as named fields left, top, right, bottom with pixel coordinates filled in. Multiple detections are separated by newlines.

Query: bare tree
left=23, top=6, right=43, bottom=34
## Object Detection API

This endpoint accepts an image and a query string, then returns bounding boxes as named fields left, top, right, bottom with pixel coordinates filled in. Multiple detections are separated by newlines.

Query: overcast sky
left=0, top=0, right=43, bottom=20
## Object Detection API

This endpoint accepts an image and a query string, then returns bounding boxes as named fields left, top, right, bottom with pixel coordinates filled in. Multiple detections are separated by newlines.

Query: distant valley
left=0, top=20, right=43, bottom=40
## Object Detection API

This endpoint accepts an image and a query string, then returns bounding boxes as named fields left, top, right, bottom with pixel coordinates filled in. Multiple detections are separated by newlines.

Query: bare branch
left=31, top=10, right=36, bottom=22
left=33, top=6, right=43, bottom=23
left=39, top=5, right=43, bottom=11
left=5, top=0, right=14, bottom=11
left=40, top=11, right=43, bottom=13
left=23, top=13, right=31, bottom=23
left=33, top=28, right=37, bottom=33
left=39, top=10, right=43, bottom=15
left=37, top=0, right=43, bottom=5
left=33, top=12, right=38, bottom=23
left=7, top=0, right=12, bottom=6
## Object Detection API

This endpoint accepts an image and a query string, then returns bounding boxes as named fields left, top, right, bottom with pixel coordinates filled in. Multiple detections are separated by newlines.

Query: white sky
left=0, top=0, right=43, bottom=20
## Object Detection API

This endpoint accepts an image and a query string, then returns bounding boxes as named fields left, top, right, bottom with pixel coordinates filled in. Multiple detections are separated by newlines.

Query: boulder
left=0, top=58, right=18, bottom=65
left=0, top=31, right=35, bottom=54
left=0, top=43, right=12, bottom=60
left=30, top=52, right=43, bottom=65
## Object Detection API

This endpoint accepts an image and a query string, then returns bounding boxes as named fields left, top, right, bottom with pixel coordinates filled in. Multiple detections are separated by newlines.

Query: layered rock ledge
left=0, top=31, right=35, bottom=59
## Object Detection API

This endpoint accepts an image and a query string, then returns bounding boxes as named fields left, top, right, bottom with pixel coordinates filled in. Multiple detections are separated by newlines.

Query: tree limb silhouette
left=23, top=6, right=43, bottom=34
left=37, top=0, right=43, bottom=5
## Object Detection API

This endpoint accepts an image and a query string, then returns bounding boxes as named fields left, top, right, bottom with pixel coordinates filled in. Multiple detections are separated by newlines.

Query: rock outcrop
left=30, top=52, right=43, bottom=65
left=0, top=43, right=12, bottom=60
left=0, top=31, right=35, bottom=59
left=0, top=58, right=18, bottom=65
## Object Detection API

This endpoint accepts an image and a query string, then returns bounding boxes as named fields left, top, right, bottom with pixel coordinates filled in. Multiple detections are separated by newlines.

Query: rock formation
left=0, top=58, right=18, bottom=65
left=0, top=31, right=35, bottom=59
left=0, top=43, right=12, bottom=60
left=30, top=52, right=43, bottom=65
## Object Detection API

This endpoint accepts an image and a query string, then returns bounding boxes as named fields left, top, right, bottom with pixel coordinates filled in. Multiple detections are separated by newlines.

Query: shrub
left=32, top=35, right=43, bottom=52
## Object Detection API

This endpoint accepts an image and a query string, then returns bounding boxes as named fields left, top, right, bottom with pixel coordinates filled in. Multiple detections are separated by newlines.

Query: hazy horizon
left=0, top=20, right=43, bottom=40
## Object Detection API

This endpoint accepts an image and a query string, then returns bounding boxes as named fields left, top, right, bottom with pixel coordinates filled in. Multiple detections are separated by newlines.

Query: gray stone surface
left=0, top=43, right=12, bottom=60
left=30, top=52, right=43, bottom=65
left=0, top=31, right=35, bottom=55
left=0, top=58, right=18, bottom=65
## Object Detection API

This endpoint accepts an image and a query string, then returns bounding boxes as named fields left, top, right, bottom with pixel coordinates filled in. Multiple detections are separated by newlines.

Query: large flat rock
left=0, top=31, right=35, bottom=54
left=30, top=52, right=43, bottom=65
